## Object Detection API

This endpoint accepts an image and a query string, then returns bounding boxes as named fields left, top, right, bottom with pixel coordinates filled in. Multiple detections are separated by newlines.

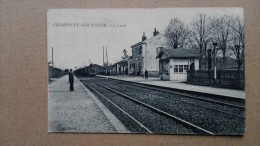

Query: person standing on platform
left=69, top=69, right=74, bottom=91
left=145, top=69, right=148, bottom=80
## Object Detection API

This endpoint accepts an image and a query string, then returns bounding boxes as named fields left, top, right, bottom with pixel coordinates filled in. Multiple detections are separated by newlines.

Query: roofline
left=156, top=48, right=169, bottom=59
left=142, top=33, right=167, bottom=43
left=114, top=59, right=128, bottom=64
left=156, top=47, right=200, bottom=59
left=131, top=33, right=169, bottom=48
left=131, top=42, right=144, bottom=48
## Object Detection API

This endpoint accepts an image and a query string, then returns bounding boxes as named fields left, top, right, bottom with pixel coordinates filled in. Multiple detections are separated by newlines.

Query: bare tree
left=211, top=15, right=233, bottom=68
left=164, top=18, right=190, bottom=49
left=190, top=13, right=212, bottom=69
left=230, top=16, right=244, bottom=71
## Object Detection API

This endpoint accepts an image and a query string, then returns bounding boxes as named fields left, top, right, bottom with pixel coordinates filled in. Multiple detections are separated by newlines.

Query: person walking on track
left=69, top=69, right=74, bottom=91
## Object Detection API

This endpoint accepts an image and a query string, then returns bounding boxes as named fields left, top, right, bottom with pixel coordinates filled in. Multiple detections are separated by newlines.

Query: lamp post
left=213, top=42, right=218, bottom=87
left=142, top=44, right=146, bottom=79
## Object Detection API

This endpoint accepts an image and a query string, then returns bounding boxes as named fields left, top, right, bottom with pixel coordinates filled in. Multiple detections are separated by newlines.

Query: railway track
left=93, top=77, right=245, bottom=117
left=82, top=79, right=214, bottom=134
left=106, top=78, right=245, bottom=108
left=80, top=77, right=245, bottom=134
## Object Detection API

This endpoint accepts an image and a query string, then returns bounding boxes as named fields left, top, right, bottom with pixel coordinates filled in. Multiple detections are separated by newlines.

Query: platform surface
left=48, top=75, right=129, bottom=133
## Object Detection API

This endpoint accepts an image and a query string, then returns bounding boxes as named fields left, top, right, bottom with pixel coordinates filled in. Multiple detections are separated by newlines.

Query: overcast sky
left=48, top=8, right=243, bottom=69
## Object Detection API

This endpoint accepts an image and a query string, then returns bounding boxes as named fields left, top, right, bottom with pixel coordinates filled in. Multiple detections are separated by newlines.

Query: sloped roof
left=131, top=41, right=143, bottom=48
left=131, top=33, right=167, bottom=48
left=114, top=59, right=128, bottom=65
left=142, top=33, right=167, bottom=43
left=156, top=47, right=200, bottom=58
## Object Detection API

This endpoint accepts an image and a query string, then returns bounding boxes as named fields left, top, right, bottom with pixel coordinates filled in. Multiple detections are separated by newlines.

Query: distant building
left=156, top=47, right=200, bottom=81
left=128, top=28, right=169, bottom=76
left=87, top=64, right=102, bottom=74
left=111, top=59, right=128, bottom=75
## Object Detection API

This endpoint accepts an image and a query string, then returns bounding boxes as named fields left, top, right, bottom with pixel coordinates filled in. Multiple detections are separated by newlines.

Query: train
left=74, top=63, right=105, bottom=77
left=74, top=66, right=95, bottom=77
left=74, top=63, right=115, bottom=77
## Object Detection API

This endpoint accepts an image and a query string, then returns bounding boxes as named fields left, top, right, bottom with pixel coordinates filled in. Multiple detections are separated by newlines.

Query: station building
left=99, top=65, right=113, bottom=75
left=156, top=47, right=200, bottom=81
left=110, top=59, right=128, bottom=75
left=128, top=28, right=169, bottom=77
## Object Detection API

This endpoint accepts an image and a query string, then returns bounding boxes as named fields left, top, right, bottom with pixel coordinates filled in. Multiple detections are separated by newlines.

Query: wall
left=169, top=58, right=199, bottom=81
left=130, top=44, right=143, bottom=75
left=144, top=34, right=169, bottom=76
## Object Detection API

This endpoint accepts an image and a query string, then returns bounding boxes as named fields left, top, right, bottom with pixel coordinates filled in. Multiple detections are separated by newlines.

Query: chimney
left=153, top=27, right=159, bottom=36
left=142, top=32, right=147, bottom=41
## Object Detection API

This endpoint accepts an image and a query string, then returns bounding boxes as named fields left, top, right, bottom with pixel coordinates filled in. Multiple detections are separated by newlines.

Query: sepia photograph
left=48, top=8, right=245, bottom=135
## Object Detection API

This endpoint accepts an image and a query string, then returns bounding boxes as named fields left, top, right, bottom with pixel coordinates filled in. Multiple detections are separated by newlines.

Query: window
left=174, top=65, right=178, bottom=72
left=179, top=65, right=184, bottom=73
left=184, top=65, right=188, bottom=72
left=139, top=46, right=142, bottom=55
left=174, top=65, right=188, bottom=73
left=138, top=62, right=141, bottom=71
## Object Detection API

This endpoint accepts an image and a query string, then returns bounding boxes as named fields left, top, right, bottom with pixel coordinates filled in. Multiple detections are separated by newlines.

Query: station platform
left=48, top=75, right=129, bottom=133
left=97, top=75, right=245, bottom=99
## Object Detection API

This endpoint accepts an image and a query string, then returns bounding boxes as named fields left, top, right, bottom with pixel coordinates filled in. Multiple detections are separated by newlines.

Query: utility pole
left=106, top=46, right=108, bottom=66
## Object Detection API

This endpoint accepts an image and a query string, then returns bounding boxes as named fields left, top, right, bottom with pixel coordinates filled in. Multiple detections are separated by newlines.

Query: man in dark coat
left=145, top=69, right=148, bottom=80
left=69, top=69, right=74, bottom=91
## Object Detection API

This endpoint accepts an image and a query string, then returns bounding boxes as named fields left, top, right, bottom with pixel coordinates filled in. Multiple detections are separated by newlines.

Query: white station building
left=156, top=47, right=200, bottom=81
left=129, top=28, right=169, bottom=76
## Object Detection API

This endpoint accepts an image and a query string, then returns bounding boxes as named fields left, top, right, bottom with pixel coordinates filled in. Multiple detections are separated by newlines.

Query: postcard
left=48, top=8, right=245, bottom=135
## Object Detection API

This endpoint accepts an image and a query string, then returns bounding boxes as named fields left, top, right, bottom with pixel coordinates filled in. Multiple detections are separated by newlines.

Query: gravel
left=90, top=78, right=245, bottom=135
left=83, top=80, right=197, bottom=134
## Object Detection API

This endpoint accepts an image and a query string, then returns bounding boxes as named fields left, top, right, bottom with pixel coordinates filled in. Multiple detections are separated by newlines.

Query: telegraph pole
left=106, top=46, right=108, bottom=66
